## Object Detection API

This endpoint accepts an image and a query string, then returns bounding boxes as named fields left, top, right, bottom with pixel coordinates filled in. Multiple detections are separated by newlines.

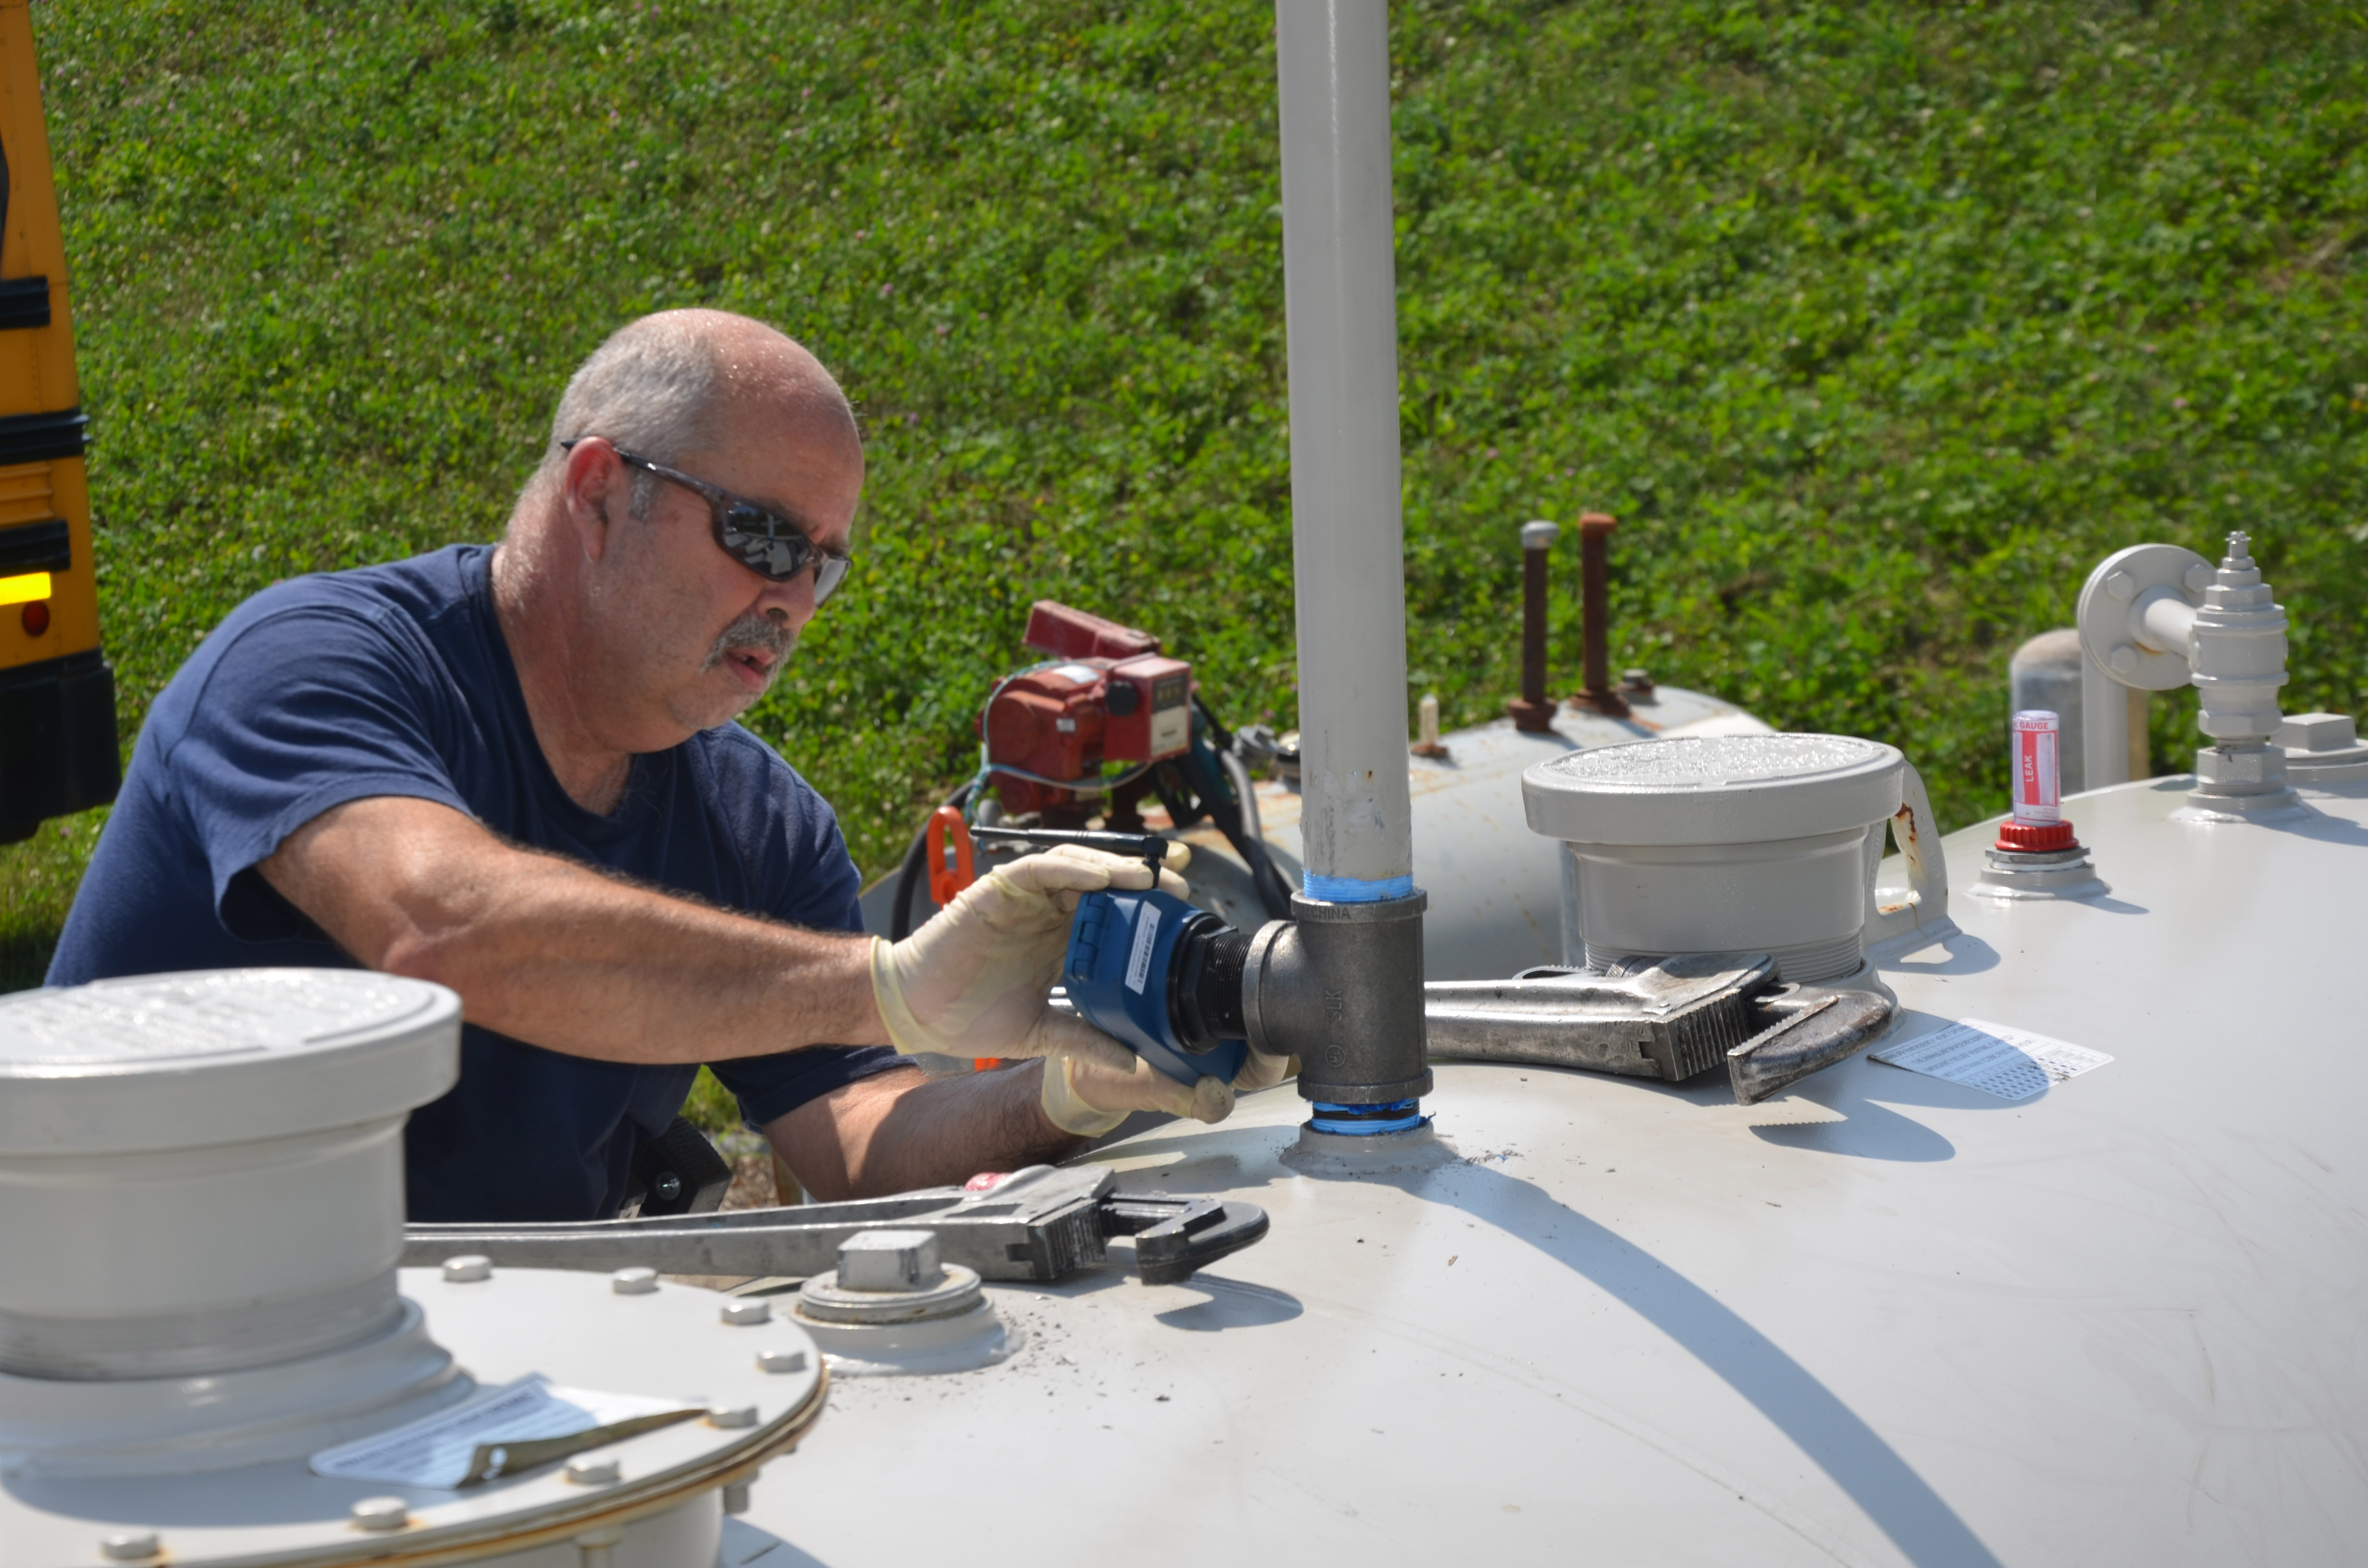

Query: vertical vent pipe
left=1275, top=0, right=1413, bottom=901
left=1262, top=0, right=1431, bottom=1123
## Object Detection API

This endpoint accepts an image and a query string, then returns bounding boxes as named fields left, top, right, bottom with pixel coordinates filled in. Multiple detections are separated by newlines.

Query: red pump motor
left=981, top=601, right=1193, bottom=824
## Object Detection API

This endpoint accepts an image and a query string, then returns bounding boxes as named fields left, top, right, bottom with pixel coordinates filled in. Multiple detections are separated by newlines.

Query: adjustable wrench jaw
left=1425, top=954, right=1895, bottom=1103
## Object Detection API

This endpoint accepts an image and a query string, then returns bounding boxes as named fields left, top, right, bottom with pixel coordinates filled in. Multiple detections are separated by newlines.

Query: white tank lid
left=1522, top=733, right=1904, bottom=845
left=0, top=969, right=460, bottom=1156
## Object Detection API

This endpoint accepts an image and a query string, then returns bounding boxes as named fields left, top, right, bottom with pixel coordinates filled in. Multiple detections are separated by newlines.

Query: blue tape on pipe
left=1301, top=872, right=1415, bottom=903
left=1308, top=1100, right=1428, bottom=1136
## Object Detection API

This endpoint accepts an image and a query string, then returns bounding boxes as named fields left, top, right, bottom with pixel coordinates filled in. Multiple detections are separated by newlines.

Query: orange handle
left=923, top=810, right=1000, bottom=1071
left=926, top=806, right=976, bottom=907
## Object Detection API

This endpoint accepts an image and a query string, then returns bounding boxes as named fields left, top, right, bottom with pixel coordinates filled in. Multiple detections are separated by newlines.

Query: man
left=49, top=309, right=1259, bottom=1221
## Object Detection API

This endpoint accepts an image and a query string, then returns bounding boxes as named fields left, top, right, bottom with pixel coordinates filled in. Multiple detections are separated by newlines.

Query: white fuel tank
left=757, top=766, right=2368, bottom=1567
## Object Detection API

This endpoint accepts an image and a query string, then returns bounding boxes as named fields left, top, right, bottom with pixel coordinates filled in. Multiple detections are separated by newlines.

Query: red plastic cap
left=1995, top=820, right=2076, bottom=852
left=1023, top=600, right=1159, bottom=660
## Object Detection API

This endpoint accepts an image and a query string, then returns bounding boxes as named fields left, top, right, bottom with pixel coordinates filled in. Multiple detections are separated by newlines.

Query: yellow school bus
left=0, top=0, right=115, bottom=843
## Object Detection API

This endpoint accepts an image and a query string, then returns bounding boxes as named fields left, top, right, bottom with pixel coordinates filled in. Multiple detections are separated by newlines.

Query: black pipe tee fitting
left=1240, top=892, right=1431, bottom=1104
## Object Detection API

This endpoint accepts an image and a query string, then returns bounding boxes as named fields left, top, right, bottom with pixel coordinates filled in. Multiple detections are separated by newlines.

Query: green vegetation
left=8, top=0, right=2368, bottom=997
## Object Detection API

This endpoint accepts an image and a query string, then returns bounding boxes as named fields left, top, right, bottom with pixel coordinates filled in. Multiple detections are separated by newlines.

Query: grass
left=7, top=0, right=2368, bottom=1000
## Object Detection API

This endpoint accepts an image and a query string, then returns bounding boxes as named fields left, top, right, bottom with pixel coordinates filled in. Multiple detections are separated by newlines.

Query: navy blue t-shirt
left=49, top=543, right=903, bottom=1222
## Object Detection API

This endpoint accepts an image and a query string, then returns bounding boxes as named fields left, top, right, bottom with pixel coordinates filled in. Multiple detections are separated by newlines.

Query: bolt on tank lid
left=0, top=968, right=460, bottom=1156
left=1522, top=733, right=1904, bottom=845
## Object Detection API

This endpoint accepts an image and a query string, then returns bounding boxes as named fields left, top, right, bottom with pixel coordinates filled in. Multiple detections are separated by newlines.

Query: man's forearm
left=261, top=796, right=885, bottom=1063
left=770, top=1063, right=1083, bottom=1202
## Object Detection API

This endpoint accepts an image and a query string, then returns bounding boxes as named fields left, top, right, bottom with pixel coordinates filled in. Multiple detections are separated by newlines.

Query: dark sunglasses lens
left=813, top=554, right=851, bottom=604
left=717, top=503, right=808, bottom=579
left=713, top=498, right=846, bottom=598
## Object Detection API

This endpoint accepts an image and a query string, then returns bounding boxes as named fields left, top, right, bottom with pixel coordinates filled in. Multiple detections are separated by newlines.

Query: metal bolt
left=441, top=1255, right=493, bottom=1284
left=2107, top=645, right=2138, bottom=675
left=575, top=1525, right=626, bottom=1567
left=720, top=1298, right=772, bottom=1326
left=611, top=1267, right=658, bottom=1296
left=1508, top=521, right=1558, bottom=733
left=837, top=1229, right=944, bottom=1292
left=757, top=1347, right=809, bottom=1374
left=99, top=1532, right=160, bottom=1562
left=1571, top=512, right=1630, bottom=718
left=565, top=1454, right=622, bottom=1485
left=707, top=1401, right=760, bottom=1429
left=2106, top=569, right=2136, bottom=600
left=1411, top=691, right=1446, bottom=758
left=351, top=1496, right=410, bottom=1531
left=723, top=1480, right=754, bottom=1515
left=2184, top=562, right=2215, bottom=592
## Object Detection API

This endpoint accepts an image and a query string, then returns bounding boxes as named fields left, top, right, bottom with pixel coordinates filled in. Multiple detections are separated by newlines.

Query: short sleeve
left=707, top=1044, right=908, bottom=1130
left=161, top=601, right=474, bottom=937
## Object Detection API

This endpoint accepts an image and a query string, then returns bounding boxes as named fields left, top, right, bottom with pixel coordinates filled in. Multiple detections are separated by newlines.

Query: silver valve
left=2190, top=530, right=2290, bottom=747
left=2076, top=531, right=2303, bottom=818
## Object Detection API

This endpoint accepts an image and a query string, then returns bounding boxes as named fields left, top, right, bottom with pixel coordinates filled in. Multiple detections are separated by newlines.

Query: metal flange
left=2076, top=542, right=2211, bottom=691
left=1, top=1266, right=826, bottom=1565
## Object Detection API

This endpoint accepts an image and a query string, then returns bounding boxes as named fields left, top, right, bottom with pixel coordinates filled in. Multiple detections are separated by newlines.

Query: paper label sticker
left=1872, top=1018, right=2112, bottom=1101
left=1124, top=902, right=1162, bottom=995
left=310, top=1373, right=700, bottom=1490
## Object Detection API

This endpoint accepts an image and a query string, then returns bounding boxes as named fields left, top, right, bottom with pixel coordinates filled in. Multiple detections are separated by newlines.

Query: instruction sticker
left=1872, top=1018, right=2112, bottom=1102
left=1124, top=902, right=1162, bottom=994
left=310, top=1373, right=702, bottom=1490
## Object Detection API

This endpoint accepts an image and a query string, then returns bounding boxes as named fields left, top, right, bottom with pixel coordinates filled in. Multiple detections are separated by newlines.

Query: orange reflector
left=0, top=572, right=51, bottom=606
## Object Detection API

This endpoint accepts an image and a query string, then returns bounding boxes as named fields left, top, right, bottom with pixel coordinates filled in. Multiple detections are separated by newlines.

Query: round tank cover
left=1521, top=733, right=1904, bottom=846
left=0, top=969, right=460, bottom=1156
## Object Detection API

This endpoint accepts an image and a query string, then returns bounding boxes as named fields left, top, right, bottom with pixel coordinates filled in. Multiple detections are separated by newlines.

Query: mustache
left=700, top=611, right=798, bottom=675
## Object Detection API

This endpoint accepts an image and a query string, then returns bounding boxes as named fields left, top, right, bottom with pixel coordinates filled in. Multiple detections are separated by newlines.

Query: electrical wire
left=983, top=758, right=1162, bottom=793
left=1218, top=744, right=1265, bottom=846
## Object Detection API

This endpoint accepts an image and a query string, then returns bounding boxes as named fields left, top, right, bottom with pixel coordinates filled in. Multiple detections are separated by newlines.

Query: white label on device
left=1124, top=902, right=1162, bottom=994
left=1872, top=1018, right=2111, bottom=1101
left=1148, top=703, right=1191, bottom=756
left=309, top=1373, right=698, bottom=1489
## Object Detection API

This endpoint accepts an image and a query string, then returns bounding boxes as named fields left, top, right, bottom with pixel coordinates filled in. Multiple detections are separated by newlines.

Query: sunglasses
left=560, top=438, right=852, bottom=603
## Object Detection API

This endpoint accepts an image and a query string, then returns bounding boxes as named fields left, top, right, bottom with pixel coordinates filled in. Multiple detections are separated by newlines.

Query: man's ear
left=559, top=439, right=622, bottom=562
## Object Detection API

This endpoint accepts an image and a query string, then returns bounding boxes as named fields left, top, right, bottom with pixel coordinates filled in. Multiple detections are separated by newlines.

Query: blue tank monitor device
left=1061, top=888, right=1251, bottom=1087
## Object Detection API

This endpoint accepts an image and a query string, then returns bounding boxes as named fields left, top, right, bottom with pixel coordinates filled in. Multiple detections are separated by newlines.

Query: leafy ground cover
left=7, top=0, right=2367, bottom=999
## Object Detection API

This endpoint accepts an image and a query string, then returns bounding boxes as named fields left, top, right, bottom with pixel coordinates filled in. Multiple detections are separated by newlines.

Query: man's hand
left=1039, top=1044, right=1297, bottom=1137
left=871, top=844, right=1187, bottom=1071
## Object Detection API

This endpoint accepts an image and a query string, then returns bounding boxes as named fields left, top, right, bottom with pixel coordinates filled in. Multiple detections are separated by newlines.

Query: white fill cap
left=1523, top=733, right=1904, bottom=845
left=0, top=969, right=460, bottom=1156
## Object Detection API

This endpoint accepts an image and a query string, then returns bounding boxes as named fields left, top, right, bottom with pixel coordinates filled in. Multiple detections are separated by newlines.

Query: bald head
left=534, top=310, right=861, bottom=517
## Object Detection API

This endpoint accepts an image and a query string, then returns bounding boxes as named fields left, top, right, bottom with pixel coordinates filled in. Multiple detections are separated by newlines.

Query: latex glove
left=871, top=843, right=1189, bottom=1070
left=1233, top=1044, right=1297, bottom=1095
left=1040, top=1045, right=1300, bottom=1138
left=1041, top=1054, right=1228, bottom=1136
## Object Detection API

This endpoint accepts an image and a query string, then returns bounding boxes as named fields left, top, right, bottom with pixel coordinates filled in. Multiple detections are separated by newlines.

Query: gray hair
left=540, top=320, right=724, bottom=519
